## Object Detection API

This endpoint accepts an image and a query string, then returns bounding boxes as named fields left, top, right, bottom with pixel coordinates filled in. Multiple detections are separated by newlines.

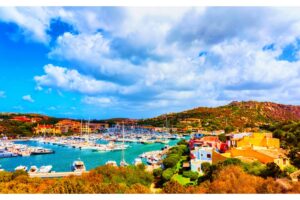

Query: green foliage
left=201, top=162, right=211, bottom=175
left=182, top=171, right=198, bottom=181
left=162, top=168, right=174, bottom=181
left=12, top=170, right=28, bottom=179
left=221, top=158, right=242, bottom=166
left=153, top=168, right=163, bottom=178
left=177, top=139, right=188, bottom=146
left=224, top=126, right=235, bottom=133
left=163, top=156, right=180, bottom=168
left=242, top=161, right=266, bottom=176
left=283, top=165, right=298, bottom=175
left=262, top=121, right=300, bottom=168
left=218, top=134, right=226, bottom=142
left=261, top=162, right=285, bottom=178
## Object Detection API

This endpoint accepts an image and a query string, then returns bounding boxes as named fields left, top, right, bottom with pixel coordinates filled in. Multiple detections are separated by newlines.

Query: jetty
left=29, top=171, right=89, bottom=178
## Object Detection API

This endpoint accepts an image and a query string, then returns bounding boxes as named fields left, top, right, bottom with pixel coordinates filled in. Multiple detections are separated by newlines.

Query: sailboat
left=120, top=122, right=128, bottom=167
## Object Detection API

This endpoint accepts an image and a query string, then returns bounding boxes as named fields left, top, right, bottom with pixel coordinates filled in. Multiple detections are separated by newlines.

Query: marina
left=0, top=134, right=187, bottom=172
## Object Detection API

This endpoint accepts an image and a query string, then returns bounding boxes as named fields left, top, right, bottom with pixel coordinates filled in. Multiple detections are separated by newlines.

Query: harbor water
left=0, top=139, right=184, bottom=172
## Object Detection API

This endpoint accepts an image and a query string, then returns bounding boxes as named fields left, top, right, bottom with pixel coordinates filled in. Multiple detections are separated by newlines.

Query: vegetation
left=138, top=101, right=300, bottom=131
left=0, top=165, right=153, bottom=194
left=261, top=121, right=300, bottom=168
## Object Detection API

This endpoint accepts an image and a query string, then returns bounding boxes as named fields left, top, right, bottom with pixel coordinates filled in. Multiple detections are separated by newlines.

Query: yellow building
left=34, top=124, right=62, bottom=135
left=236, top=132, right=279, bottom=149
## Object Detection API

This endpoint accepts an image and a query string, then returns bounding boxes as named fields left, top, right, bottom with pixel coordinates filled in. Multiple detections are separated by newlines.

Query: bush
left=12, top=170, right=28, bottom=179
left=177, top=139, right=188, bottom=146
left=283, top=165, right=298, bottom=175
left=163, top=156, right=180, bottom=168
left=222, top=158, right=242, bottom=167
left=261, top=162, right=285, bottom=178
left=153, top=168, right=163, bottom=178
left=182, top=171, right=198, bottom=181
left=201, top=162, right=211, bottom=175
left=162, top=168, right=174, bottom=181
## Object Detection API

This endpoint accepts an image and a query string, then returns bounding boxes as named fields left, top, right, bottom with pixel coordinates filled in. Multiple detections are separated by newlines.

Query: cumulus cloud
left=6, top=7, right=300, bottom=115
left=22, top=95, right=34, bottom=103
left=34, top=64, right=122, bottom=95
left=82, top=96, right=115, bottom=107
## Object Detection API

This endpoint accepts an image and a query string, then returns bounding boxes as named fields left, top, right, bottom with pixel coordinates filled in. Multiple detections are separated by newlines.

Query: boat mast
left=122, top=121, right=125, bottom=163
left=80, top=119, right=82, bottom=136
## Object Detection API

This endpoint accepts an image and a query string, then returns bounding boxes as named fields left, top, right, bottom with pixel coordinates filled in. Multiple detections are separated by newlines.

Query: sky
left=0, top=7, right=300, bottom=119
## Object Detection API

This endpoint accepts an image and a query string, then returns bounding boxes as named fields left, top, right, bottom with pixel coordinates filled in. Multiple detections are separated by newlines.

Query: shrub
left=163, top=156, right=180, bottom=168
left=153, top=168, right=163, bottom=178
left=182, top=171, right=198, bottom=181
left=201, top=162, right=211, bottom=175
left=162, top=168, right=174, bottom=181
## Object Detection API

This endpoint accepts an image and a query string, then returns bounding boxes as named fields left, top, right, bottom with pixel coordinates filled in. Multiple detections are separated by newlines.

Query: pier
left=29, top=171, right=88, bottom=178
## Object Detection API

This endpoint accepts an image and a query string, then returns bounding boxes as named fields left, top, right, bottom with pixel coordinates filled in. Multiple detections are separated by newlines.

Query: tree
left=182, top=171, right=198, bottom=181
left=201, top=162, right=211, bottom=175
left=261, top=162, right=284, bottom=178
left=218, top=134, right=226, bottom=142
left=153, top=168, right=163, bottom=178
left=162, top=168, right=174, bottom=182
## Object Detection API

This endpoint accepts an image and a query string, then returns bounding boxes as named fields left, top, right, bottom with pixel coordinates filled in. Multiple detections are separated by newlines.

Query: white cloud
left=8, top=7, right=300, bottom=113
left=34, top=64, right=122, bottom=95
left=82, top=96, right=115, bottom=107
left=22, top=95, right=34, bottom=103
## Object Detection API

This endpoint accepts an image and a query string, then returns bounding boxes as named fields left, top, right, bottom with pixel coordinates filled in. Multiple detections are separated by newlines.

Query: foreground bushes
left=163, top=165, right=300, bottom=194
left=0, top=165, right=153, bottom=194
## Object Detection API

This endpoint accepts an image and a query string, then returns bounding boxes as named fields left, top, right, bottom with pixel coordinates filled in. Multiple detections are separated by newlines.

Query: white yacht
left=39, top=165, right=52, bottom=173
left=105, top=160, right=117, bottom=167
left=0, top=165, right=4, bottom=172
left=134, top=158, right=143, bottom=166
left=15, top=165, right=27, bottom=171
left=71, top=160, right=86, bottom=172
left=29, top=166, right=38, bottom=173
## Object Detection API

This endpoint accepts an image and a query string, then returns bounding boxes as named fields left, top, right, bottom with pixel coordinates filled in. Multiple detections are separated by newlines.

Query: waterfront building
left=190, top=146, right=213, bottom=174
left=189, top=135, right=228, bottom=153
left=228, top=132, right=280, bottom=149
left=34, top=124, right=61, bottom=135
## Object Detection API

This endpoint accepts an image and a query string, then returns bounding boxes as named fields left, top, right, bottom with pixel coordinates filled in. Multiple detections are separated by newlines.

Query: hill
left=138, top=101, right=300, bottom=132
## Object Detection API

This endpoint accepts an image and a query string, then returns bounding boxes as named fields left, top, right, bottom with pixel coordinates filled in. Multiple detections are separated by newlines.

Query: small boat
left=31, top=147, right=54, bottom=155
left=39, top=165, right=52, bottom=173
left=15, top=165, right=27, bottom=171
left=71, top=160, right=86, bottom=172
left=21, top=151, right=31, bottom=157
left=120, top=160, right=129, bottom=167
left=105, top=160, right=117, bottom=167
left=0, top=165, right=4, bottom=172
left=29, top=166, right=38, bottom=173
left=134, top=158, right=143, bottom=166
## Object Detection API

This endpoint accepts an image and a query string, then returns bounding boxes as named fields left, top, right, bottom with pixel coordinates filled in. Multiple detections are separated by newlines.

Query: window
left=207, top=154, right=211, bottom=158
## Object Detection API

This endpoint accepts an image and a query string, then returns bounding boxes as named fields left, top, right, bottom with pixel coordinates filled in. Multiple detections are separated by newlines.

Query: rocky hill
left=138, top=101, right=300, bottom=131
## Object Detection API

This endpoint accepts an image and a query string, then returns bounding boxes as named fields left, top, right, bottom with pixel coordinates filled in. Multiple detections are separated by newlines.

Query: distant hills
left=138, top=101, right=300, bottom=131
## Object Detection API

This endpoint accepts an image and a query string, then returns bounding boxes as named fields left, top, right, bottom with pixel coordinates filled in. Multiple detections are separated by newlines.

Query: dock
left=29, top=171, right=88, bottom=178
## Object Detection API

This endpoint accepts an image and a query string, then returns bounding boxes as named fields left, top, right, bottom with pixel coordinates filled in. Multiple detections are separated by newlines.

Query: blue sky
left=0, top=7, right=300, bottom=119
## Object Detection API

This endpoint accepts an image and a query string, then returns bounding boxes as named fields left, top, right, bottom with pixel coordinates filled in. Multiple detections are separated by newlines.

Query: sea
left=0, top=138, right=188, bottom=172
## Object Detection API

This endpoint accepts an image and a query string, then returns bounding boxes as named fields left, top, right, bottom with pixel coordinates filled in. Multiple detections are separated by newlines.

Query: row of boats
left=0, top=141, right=54, bottom=158
left=13, top=159, right=87, bottom=173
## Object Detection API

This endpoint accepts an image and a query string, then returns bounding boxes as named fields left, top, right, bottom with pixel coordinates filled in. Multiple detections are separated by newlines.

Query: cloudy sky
left=0, top=7, right=300, bottom=119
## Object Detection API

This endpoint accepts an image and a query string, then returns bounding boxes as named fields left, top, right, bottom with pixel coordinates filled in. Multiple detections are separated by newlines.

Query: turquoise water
left=0, top=139, right=184, bottom=172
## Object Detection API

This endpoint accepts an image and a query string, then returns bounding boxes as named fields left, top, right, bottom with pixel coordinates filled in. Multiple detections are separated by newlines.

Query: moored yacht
left=15, top=165, right=27, bottom=171
left=105, top=160, right=117, bottom=167
left=39, top=165, right=52, bottom=173
left=71, top=160, right=86, bottom=172
left=29, top=166, right=38, bottom=173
